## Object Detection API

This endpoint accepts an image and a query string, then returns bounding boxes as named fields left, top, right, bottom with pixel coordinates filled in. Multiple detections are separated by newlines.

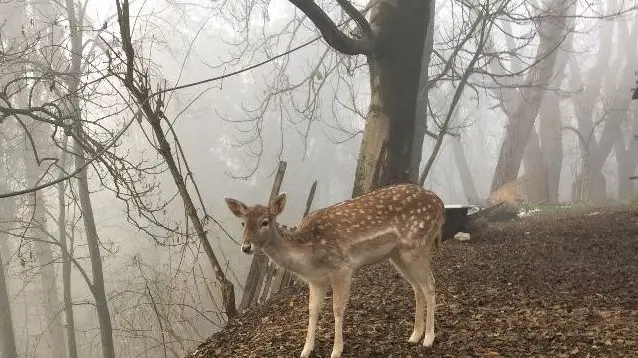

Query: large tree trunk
left=65, top=1, right=116, bottom=356
left=568, top=1, right=621, bottom=203
left=538, top=93, right=563, bottom=201
left=352, top=0, right=430, bottom=197
left=522, top=57, right=566, bottom=203
left=614, top=16, right=638, bottom=199
left=490, top=0, right=571, bottom=193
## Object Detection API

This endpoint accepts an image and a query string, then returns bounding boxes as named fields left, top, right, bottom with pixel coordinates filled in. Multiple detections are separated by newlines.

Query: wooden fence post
left=238, top=161, right=287, bottom=311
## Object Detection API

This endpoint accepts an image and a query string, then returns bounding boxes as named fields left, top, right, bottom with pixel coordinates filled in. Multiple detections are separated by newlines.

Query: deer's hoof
left=300, top=344, right=313, bottom=358
left=422, top=332, right=435, bottom=347
left=408, top=331, right=423, bottom=343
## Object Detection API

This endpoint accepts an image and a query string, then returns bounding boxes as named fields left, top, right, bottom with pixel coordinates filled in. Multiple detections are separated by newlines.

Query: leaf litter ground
left=187, top=207, right=638, bottom=357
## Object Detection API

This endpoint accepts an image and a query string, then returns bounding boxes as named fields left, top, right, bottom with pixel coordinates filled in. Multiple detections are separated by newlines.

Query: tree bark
left=286, top=1, right=431, bottom=196
left=351, top=0, right=430, bottom=196
left=491, top=0, right=571, bottom=193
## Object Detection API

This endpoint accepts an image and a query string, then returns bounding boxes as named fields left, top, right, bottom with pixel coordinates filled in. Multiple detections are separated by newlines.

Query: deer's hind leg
left=329, top=269, right=353, bottom=358
left=392, top=248, right=436, bottom=347
left=390, top=252, right=426, bottom=344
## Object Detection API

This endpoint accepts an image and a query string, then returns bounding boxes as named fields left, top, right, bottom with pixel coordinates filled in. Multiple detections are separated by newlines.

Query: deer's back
left=297, top=183, right=444, bottom=246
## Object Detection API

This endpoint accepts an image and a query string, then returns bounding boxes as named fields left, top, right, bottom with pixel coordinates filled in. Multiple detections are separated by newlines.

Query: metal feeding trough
left=442, top=205, right=477, bottom=240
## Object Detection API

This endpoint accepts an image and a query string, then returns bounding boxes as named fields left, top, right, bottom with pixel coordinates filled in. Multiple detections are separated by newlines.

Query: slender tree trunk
left=23, top=124, right=67, bottom=358
left=452, top=137, right=479, bottom=204
left=0, top=161, right=18, bottom=358
left=114, top=0, right=237, bottom=319
left=65, top=1, right=116, bottom=357
left=34, top=243, right=66, bottom=358
left=410, top=0, right=436, bottom=182
left=73, top=144, right=116, bottom=358
left=0, top=250, right=18, bottom=358
left=57, top=140, right=78, bottom=358
left=352, top=0, right=430, bottom=196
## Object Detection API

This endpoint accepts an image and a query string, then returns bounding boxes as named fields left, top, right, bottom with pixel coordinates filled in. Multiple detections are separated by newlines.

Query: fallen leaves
left=185, top=207, right=638, bottom=358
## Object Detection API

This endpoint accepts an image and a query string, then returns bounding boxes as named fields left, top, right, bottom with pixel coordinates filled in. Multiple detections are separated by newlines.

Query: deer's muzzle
left=241, top=243, right=253, bottom=254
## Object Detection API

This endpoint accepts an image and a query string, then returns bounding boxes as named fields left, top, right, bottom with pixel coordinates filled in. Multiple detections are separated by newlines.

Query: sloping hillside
left=187, top=207, right=638, bottom=357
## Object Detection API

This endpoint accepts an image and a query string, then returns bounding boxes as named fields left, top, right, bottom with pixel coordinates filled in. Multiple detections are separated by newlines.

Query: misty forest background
left=0, top=0, right=637, bottom=357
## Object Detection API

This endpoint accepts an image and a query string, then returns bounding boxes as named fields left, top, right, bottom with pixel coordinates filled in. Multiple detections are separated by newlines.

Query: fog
left=0, top=0, right=636, bottom=357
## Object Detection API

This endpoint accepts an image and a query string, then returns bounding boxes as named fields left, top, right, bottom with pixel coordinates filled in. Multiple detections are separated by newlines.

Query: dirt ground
left=186, top=207, right=638, bottom=358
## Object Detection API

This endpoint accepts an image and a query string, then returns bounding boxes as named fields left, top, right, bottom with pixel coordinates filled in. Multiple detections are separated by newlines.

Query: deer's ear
left=225, top=198, right=248, bottom=218
left=269, top=192, right=287, bottom=216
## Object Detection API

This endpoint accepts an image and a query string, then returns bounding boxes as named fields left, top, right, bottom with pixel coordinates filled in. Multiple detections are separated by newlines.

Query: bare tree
left=490, top=0, right=574, bottom=194
left=112, top=0, right=237, bottom=320
left=566, top=1, right=637, bottom=202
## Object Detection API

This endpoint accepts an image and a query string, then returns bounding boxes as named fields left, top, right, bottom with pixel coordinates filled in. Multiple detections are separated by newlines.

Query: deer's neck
left=261, top=226, right=309, bottom=275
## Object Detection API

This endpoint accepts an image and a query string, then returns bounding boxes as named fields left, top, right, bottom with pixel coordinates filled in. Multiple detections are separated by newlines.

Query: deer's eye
left=261, top=219, right=269, bottom=227
left=241, top=222, right=245, bottom=227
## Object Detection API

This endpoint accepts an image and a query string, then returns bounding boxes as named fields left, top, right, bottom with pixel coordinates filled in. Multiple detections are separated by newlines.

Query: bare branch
left=336, top=0, right=372, bottom=38
left=287, top=0, right=374, bottom=55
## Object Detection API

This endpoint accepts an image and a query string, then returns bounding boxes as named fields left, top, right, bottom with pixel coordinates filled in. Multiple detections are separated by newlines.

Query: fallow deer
left=225, top=183, right=445, bottom=358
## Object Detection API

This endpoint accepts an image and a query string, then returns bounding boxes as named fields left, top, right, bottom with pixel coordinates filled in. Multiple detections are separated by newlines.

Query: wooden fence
left=238, top=161, right=317, bottom=311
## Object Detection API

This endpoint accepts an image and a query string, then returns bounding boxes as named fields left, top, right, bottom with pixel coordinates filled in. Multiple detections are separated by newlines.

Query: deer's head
left=224, top=193, right=287, bottom=254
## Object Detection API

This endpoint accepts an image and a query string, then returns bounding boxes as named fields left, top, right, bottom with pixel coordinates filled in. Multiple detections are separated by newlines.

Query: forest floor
left=186, top=206, right=638, bottom=358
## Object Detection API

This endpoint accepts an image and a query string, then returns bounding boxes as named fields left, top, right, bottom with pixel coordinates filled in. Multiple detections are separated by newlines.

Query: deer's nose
left=241, top=244, right=252, bottom=254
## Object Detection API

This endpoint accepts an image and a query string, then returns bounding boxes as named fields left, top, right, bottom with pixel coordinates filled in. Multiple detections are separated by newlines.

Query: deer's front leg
left=423, top=269, right=436, bottom=347
left=330, top=271, right=353, bottom=358
left=301, top=282, right=326, bottom=358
